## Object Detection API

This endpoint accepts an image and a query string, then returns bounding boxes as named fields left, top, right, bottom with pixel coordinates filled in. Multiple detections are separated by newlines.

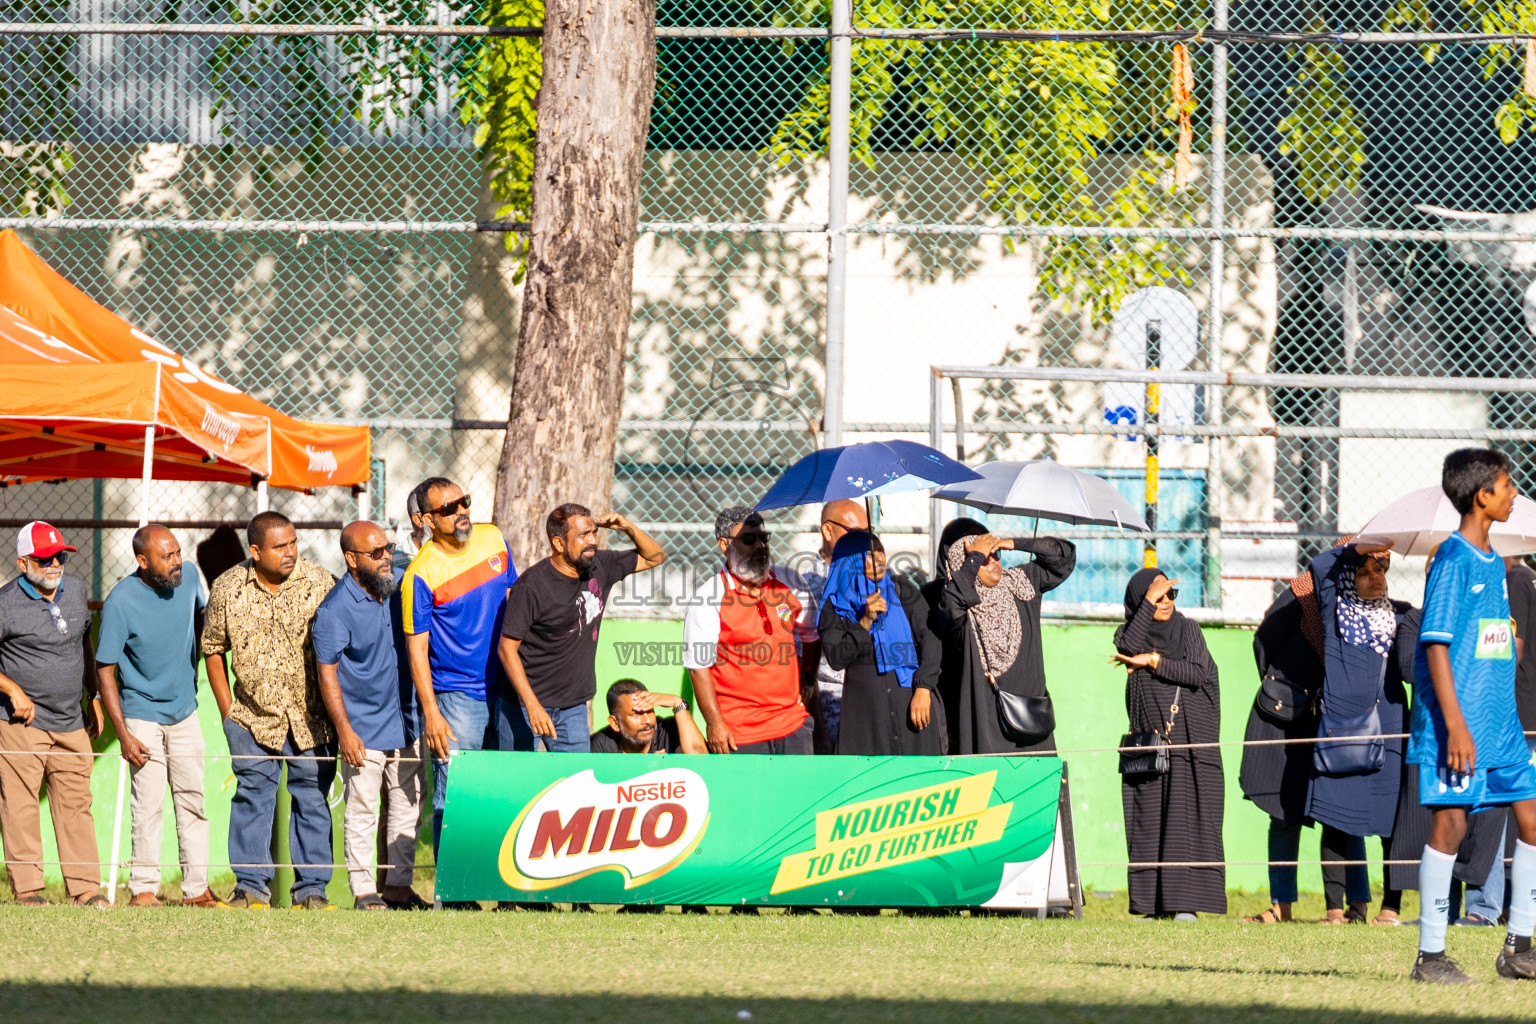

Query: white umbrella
left=1353, top=486, right=1536, bottom=556
left=931, top=459, right=1150, bottom=530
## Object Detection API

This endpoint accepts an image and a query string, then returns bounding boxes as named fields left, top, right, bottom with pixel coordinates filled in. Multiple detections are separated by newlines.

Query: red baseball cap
left=17, top=521, right=77, bottom=560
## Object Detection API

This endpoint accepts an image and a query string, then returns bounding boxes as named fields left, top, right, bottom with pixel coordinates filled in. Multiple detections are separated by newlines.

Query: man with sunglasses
left=315, top=521, right=425, bottom=911
left=683, top=506, right=815, bottom=755
left=0, top=521, right=107, bottom=907
left=400, top=477, right=517, bottom=865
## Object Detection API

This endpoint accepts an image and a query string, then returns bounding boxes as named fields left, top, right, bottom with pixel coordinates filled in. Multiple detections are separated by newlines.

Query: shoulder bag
left=1312, top=659, right=1387, bottom=776
left=1118, top=693, right=1181, bottom=776
left=970, top=617, right=1055, bottom=744
left=1255, top=668, right=1316, bottom=725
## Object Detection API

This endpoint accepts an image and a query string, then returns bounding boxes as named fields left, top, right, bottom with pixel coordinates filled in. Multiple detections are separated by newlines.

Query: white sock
left=1418, top=845, right=1458, bottom=954
left=1508, top=839, right=1536, bottom=939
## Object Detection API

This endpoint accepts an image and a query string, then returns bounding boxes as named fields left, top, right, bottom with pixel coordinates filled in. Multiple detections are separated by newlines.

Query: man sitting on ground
left=589, top=679, right=706, bottom=754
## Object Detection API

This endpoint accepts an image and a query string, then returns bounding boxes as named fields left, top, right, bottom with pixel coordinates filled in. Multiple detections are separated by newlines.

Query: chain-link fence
left=2, top=4, right=1535, bottom=619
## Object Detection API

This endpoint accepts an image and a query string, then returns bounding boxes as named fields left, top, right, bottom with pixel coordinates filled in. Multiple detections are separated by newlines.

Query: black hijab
left=1122, top=566, right=1186, bottom=659
left=935, top=517, right=988, bottom=581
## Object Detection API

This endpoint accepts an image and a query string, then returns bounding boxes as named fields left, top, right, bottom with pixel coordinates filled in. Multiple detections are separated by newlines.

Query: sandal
left=1243, top=908, right=1283, bottom=924
left=15, top=893, right=50, bottom=907
left=75, top=894, right=110, bottom=910
left=1372, top=910, right=1401, bottom=926
left=382, top=891, right=432, bottom=911
left=1343, top=905, right=1369, bottom=925
left=353, top=893, right=390, bottom=911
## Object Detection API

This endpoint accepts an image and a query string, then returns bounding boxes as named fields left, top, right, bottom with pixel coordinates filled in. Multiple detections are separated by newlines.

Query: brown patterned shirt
left=202, top=557, right=335, bottom=752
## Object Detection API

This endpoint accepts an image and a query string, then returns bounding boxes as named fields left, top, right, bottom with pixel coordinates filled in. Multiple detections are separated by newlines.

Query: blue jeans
left=430, top=690, right=497, bottom=855
left=1463, top=816, right=1507, bottom=922
left=1267, top=818, right=1370, bottom=906
left=495, top=699, right=591, bottom=753
left=223, top=718, right=337, bottom=903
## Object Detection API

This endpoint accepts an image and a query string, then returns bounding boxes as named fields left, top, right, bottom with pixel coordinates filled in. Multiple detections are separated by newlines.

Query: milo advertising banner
left=436, top=752, right=1074, bottom=908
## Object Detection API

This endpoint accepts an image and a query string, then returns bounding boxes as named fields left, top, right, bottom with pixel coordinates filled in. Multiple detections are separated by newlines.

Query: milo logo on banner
left=769, top=771, right=1012, bottom=893
left=1476, top=618, right=1514, bottom=660
left=497, top=768, right=710, bottom=890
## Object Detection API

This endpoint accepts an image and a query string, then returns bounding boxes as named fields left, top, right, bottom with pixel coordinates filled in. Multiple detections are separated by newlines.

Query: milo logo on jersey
left=1475, top=618, right=1513, bottom=660
left=497, top=768, right=709, bottom=891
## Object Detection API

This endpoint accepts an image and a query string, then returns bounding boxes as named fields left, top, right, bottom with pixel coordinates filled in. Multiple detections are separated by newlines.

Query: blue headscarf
left=823, top=532, right=918, bottom=687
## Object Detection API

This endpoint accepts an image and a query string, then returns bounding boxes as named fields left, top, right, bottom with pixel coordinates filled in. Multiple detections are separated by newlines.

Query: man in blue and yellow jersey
left=401, top=477, right=516, bottom=863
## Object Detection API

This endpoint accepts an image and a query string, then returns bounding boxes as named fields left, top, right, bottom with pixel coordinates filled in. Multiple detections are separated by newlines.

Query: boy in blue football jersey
left=1410, top=448, right=1536, bottom=983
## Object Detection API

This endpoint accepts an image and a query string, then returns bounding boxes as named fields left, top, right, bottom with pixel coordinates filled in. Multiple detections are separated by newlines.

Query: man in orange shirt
left=683, top=506, right=813, bottom=754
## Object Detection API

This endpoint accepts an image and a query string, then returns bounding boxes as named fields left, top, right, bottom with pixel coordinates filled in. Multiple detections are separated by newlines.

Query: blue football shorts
left=1419, top=758, right=1536, bottom=811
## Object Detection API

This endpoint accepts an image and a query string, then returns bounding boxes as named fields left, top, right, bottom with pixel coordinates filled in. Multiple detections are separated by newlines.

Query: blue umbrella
left=755, top=440, right=982, bottom=511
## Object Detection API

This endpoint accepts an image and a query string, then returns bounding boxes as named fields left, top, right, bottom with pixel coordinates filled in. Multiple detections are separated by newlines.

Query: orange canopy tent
left=0, top=230, right=369, bottom=522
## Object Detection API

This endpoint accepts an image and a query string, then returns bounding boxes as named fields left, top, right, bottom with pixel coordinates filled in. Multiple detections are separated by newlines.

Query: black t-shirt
left=1510, top=563, right=1536, bottom=731
left=588, top=717, right=682, bottom=754
left=501, top=548, right=636, bottom=709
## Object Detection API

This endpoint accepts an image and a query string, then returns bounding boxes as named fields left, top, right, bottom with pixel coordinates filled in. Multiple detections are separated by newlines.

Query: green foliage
left=1381, top=0, right=1440, bottom=64
left=1277, top=35, right=1367, bottom=205
left=768, top=0, right=1196, bottom=324
left=208, top=0, right=497, bottom=177
left=0, top=8, right=77, bottom=216
left=1472, top=1, right=1536, bottom=142
left=459, top=0, right=544, bottom=265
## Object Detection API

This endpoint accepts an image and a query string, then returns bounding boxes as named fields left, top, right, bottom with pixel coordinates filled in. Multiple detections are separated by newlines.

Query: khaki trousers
left=0, top=719, right=100, bottom=899
left=339, top=737, right=424, bottom=896
left=124, top=714, right=210, bottom=899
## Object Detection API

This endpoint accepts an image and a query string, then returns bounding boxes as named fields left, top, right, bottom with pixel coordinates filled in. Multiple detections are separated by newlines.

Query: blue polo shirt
left=95, top=570, right=205, bottom=726
left=312, top=569, right=418, bottom=751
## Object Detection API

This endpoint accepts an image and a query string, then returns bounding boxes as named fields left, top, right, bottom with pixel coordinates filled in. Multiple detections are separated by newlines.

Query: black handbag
left=996, top=688, right=1056, bottom=744
left=970, top=620, right=1056, bottom=745
left=1118, top=698, right=1181, bottom=776
left=1255, top=668, right=1315, bottom=725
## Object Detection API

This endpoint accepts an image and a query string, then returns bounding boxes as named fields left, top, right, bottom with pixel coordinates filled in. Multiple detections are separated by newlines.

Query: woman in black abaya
left=1116, top=568, right=1226, bottom=919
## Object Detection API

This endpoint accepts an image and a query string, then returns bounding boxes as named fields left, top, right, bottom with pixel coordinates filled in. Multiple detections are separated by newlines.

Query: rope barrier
left=11, top=729, right=1510, bottom=760
left=0, top=750, right=424, bottom=762
left=9, top=860, right=416, bottom=869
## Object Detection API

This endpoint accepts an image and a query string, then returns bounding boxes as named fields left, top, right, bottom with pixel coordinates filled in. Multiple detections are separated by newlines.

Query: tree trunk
left=492, top=0, right=658, bottom=571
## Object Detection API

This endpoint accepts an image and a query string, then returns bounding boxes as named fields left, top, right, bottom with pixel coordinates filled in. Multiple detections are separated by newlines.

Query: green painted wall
left=594, top=617, right=1384, bottom=894
left=13, top=619, right=1373, bottom=898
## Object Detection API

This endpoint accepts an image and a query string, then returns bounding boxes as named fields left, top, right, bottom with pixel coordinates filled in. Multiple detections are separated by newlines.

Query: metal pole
left=929, top=366, right=1536, bottom=394
left=930, top=370, right=943, bottom=573
left=137, top=426, right=155, bottom=527
left=823, top=0, right=851, bottom=447
left=106, top=759, right=128, bottom=903
left=1144, top=321, right=1161, bottom=569
left=91, top=479, right=103, bottom=603
left=1204, top=0, right=1229, bottom=609
left=951, top=377, right=967, bottom=463
left=255, top=480, right=270, bottom=514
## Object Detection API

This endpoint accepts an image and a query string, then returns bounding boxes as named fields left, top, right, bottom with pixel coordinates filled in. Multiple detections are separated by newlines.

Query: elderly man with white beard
left=683, top=506, right=817, bottom=755
left=0, top=522, right=106, bottom=907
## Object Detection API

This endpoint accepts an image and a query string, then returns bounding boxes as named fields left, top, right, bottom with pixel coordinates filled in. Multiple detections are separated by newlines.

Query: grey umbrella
left=932, top=459, right=1151, bottom=530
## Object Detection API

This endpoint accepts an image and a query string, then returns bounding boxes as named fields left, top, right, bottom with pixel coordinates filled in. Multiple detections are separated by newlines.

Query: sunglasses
left=735, top=531, right=770, bottom=546
left=428, top=494, right=471, bottom=517
left=47, top=602, right=68, bottom=635
left=345, top=544, right=395, bottom=562
left=28, top=552, right=68, bottom=568
left=1159, top=588, right=1180, bottom=601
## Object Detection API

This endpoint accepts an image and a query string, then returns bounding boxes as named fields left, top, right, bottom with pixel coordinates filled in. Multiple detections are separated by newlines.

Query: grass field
left=6, top=891, right=1536, bottom=1024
